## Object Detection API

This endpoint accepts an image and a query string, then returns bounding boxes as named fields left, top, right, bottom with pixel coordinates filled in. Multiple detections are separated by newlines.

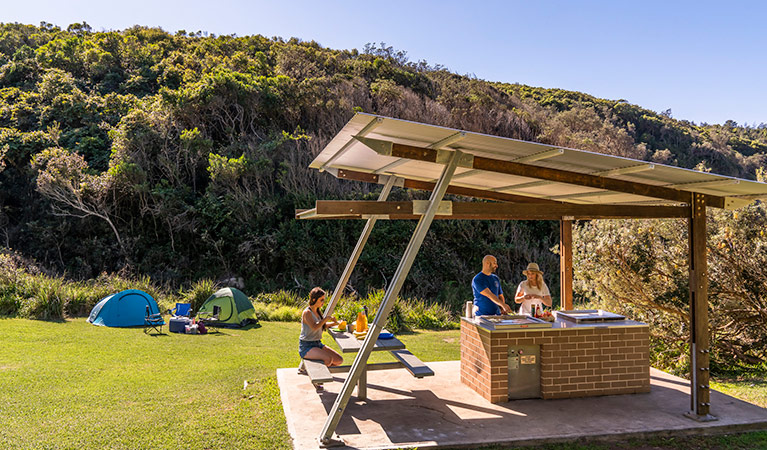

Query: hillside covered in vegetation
left=2, top=22, right=767, bottom=371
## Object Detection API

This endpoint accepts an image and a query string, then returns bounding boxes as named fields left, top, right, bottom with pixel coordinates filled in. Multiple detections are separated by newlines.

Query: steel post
left=318, top=150, right=461, bottom=445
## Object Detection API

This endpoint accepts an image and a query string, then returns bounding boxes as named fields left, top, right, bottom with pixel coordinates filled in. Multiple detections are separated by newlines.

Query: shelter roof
left=309, top=113, right=767, bottom=210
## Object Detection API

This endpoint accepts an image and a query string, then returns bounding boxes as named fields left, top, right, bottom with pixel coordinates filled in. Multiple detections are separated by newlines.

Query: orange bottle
left=356, top=306, right=368, bottom=332
left=354, top=308, right=368, bottom=333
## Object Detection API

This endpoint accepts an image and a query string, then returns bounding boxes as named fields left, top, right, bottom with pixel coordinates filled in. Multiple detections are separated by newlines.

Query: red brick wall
left=460, top=320, right=495, bottom=402
left=460, top=320, right=650, bottom=402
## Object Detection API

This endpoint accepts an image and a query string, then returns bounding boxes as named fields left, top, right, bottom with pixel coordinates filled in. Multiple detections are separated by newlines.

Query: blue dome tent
left=88, top=289, right=164, bottom=327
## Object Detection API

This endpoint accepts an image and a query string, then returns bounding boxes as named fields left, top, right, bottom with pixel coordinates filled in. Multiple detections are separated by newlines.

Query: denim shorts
left=299, top=340, right=325, bottom=359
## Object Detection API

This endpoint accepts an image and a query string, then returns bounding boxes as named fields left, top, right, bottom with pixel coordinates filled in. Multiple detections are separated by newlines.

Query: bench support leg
left=357, top=366, right=367, bottom=400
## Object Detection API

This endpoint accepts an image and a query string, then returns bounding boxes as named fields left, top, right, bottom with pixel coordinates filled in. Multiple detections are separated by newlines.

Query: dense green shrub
left=573, top=202, right=767, bottom=376
left=180, top=279, right=217, bottom=314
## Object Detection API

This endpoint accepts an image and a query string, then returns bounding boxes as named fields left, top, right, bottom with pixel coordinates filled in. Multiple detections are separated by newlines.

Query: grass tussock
left=253, top=288, right=457, bottom=333
left=0, top=252, right=173, bottom=319
left=0, top=253, right=458, bottom=331
left=179, top=278, right=218, bottom=314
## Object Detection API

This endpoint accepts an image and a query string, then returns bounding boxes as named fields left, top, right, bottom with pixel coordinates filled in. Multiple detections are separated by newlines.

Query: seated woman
left=299, top=287, right=343, bottom=382
left=515, top=263, right=552, bottom=315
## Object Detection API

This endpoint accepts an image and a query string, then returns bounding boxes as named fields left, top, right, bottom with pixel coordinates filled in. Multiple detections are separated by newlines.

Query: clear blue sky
left=3, top=0, right=766, bottom=126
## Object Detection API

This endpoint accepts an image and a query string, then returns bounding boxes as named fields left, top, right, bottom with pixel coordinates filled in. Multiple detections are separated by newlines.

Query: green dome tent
left=197, top=287, right=257, bottom=327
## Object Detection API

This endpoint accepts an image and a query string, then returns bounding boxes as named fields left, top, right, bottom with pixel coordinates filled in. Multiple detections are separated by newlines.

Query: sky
left=3, top=0, right=766, bottom=126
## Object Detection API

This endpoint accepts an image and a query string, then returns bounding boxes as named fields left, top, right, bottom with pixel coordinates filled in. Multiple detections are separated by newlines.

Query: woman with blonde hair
left=514, top=263, right=552, bottom=315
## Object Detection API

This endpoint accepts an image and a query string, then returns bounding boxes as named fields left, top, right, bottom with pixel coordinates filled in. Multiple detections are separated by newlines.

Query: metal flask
left=465, top=301, right=474, bottom=318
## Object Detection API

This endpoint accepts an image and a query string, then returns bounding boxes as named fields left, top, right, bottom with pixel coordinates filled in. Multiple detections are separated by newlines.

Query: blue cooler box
left=169, top=317, right=192, bottom=333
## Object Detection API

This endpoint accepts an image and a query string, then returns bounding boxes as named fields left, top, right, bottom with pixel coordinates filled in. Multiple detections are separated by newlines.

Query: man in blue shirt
left=472, top=255, right=511, bottom=316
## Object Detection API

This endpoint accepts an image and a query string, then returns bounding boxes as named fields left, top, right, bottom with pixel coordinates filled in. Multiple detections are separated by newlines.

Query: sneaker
left=314, top=384, right=324, bottom=393
left=297, top=367, right=307, bottom=375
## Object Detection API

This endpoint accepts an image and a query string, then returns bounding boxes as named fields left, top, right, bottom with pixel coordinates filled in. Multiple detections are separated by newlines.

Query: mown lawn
left=0, top=318, right=462, bottom=449
left=1, top=318, right=766, bottom=450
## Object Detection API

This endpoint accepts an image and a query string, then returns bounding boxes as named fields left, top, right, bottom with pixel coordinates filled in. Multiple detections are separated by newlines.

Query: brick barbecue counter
left=460, top=315, right=650, bottom=403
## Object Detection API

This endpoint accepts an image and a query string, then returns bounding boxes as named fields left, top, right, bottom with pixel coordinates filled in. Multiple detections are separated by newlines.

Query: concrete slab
left=277, top=361, right=767, bottom=450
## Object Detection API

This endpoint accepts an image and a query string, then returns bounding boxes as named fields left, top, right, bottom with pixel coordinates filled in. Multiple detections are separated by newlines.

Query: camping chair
left=198, top=305, right=221, bottom=333
left=168, top=302, right=192, bottom=318
left=144, top=305, right=164, bottom=334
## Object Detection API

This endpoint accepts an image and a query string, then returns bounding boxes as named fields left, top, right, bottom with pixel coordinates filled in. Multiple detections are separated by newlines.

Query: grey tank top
left=299, top=308, right=323, bottom=342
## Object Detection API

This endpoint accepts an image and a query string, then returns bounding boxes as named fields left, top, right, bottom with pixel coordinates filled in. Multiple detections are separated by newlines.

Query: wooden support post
left=686, top=193, right=716, bottom=421
left=317, top=150, right=461, bottom=446
left=559, top=219, right=573, bottom=310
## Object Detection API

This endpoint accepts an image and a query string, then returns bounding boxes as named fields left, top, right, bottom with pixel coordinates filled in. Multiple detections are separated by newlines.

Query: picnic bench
left=302, top=359, right=334, bottom=384
left=300, top=329, right=433, bottom=399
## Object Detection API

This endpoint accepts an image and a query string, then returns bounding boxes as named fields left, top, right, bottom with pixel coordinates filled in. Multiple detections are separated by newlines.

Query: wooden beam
left=338, top=169, right=380, bottom=184
left=496, top=163, right=655, bottom=193
left=373, top=141, right=727, bottom=208
left=317, top=201, right=413, bottom=215
left=312, top=201, right=691, bottom=220
left=337, top=168, right=562, bottom=204
left=687, top=193, right=714, bottom=420
left=560, top=220, right=574, bottom=310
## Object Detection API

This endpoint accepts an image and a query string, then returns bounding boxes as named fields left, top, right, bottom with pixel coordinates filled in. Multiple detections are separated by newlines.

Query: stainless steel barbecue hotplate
left=476, top=314, right=553, bottom=330
left=556, top=309, right=626, bottom=323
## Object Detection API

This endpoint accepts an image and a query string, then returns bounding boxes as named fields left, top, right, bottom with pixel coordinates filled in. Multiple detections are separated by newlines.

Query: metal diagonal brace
left=319, top=117, right=383, bottom=172
left=318, top=150, right=462, bottom=445
left=323, top=175, right=397, bottom=318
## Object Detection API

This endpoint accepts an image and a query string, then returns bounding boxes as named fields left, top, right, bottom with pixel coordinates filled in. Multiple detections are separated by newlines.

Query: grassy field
left=0, top=318, right=462, bottom=449
left=1, top=318, right=766, bottom=450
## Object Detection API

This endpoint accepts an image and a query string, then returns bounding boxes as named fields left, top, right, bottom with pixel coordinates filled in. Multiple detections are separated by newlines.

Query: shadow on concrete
left=279, top=362, right=767, bottom=450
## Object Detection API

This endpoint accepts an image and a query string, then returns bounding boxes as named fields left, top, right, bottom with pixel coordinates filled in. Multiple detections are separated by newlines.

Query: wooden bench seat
left=302, top=359, right=333, bottom=384
left=390, top=349, right=434, bottom=378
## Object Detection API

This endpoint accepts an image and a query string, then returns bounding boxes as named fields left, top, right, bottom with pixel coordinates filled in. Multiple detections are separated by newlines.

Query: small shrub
left=251, top=302, right=272, bottom=321
left=0, top=291, right=21, bottom=316
left=401, top=298, right=457, bottom=330
left=18, top=277, right=64, bottom=320
left=181, top=279, right=217, bottom=313
left=384, top=302, right=409, bottom=333
left=269, top=305, right=302, bottom=322
left=257, top=290, right=305, bottom=308
left=251, top=301, right=303, bottom=322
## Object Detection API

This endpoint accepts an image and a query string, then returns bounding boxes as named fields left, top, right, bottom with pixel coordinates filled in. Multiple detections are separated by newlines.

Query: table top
left=328, top=329, right=405, bottom=353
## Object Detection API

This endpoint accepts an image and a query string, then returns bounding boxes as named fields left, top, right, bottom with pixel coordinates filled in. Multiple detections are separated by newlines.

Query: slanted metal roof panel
left=310, top=113, right=767, bottom=207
